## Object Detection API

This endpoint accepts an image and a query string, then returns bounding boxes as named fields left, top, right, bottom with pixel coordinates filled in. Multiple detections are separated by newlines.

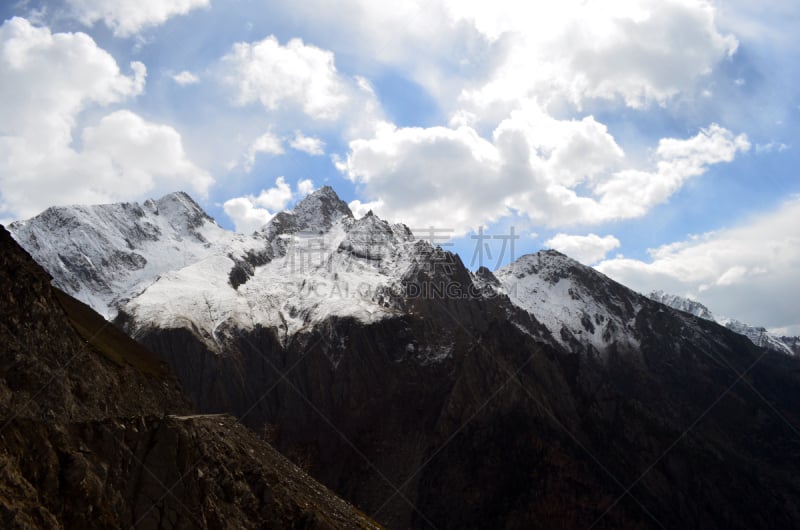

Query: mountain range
left=7, top=187, right=800, bottom=529
left=649, top=290, right=799, bottom=356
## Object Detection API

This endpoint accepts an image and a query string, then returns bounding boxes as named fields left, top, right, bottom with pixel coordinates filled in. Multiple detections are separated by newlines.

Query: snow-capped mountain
left=648, top=290, right=797, bottom=356
left=493, top=250, right=644, bottom=355
left=123, top=188, right=429, bottom=350
left=9, top=187, right=800, bottom=530
left=8, top=192, right=235, bottom=318
left=10, top=186, right=478, bottom=356
left=648, top=290, right=715, bottom=320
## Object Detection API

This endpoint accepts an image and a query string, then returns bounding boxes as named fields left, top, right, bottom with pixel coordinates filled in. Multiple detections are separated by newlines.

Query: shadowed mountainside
left=0, top=224, right=381, bottom=529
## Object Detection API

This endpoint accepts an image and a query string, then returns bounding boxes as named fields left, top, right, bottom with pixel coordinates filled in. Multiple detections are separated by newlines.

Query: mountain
left=10, top=188, right=800, bottom=529
left=494, top=250, right=644, bottom=355
left=648, top=290, right=716, bottom=320
left=0, top=224, right=381, bottom=529
left=648, top=290, right=798, bottom=356
left=7, top=192, right=243, bottom=318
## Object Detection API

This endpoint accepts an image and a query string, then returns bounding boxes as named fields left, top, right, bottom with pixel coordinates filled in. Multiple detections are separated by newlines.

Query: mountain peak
left=500, top=249, right=582, bottom=284
left=651, top=290, right=798, bottom=356
left=648, top=290, right=716, bottom=321
left=287, top=186, right=353, bottom=233
left=496, top=248, right=644, bottom=354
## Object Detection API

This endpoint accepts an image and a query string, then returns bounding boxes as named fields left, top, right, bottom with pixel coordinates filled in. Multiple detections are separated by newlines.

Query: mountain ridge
left=9, top=188, right=800, bottom=529
left=648, top=290, right=798, bottom=356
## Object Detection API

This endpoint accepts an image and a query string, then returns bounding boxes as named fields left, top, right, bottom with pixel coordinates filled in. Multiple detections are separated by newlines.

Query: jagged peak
left=155, top=190, right=202, bottom=210
left=293, top=186, right=352, bottom=216
left=151, top=191, right=215, bottom=227
left=264, top=186, right=353, bottom=235
left=648, top=290, right=715, bottom=321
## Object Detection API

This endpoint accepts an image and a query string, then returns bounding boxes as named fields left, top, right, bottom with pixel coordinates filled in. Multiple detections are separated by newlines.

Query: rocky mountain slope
left=10, top=189, right=800, bottom=529
left=649, top=290, right=798, bottom=356
left=0, top=224, right=381, bottom=529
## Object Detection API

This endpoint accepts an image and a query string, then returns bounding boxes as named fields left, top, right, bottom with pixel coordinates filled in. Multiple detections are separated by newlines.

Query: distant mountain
left=0, top=224, right=380, bottom=529
left=10, top=188, right=800, bottom=529
left=648, top=290, right=798, bottom=356
left=648, top=290, right=716, bottom=320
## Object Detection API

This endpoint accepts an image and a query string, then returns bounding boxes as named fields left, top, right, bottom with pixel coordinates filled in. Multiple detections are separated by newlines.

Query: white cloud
left=341, top=110, right=747, bottom=233
left=453, top=0, right=738, bottom=115
left=172, top=70, right=199, bottom=85
left=755, top=142, right=789, bottom=154
left=223, top=176, right=304, bottom=233
left=290, top=131, right=325, bottom=155
left=218, top=35, right=383, bottom=137
left=222, top=197, right=273, bottom=234
left=0, top=17, right=145, bottom=146
left=81, top=110, right=213, bottom=196
left=251, top=176, right=293, bottom=211
left=66, top=0, right=210, bottom=37
left=242, top=132, right=285, bottom=172
left=262, top=1, right=737, bottom=123
left=297, top=179, right=315, bottom=196
left=0, top=18, right=208, bottom=220
left=589, top=124, right=750, bottom=220
left=348, top=199, right=384, bottom=219
left=342, top=122, right=506, bottom=234
left=220, top=35, right=349, bottom=120
left=544, top=233, right=621, bottom=265
left=595, top=197, right=800, bottom=333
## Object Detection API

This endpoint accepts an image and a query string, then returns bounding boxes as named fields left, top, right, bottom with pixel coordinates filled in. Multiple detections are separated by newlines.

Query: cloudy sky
left=1, top=0, right=798, bottom=333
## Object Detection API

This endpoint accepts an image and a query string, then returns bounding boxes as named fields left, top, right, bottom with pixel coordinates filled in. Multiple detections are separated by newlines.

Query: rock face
left=10, top=189, right=800, bottom=529
left=0, top=415, right=381, bottom=529
left=0, top=225, right=381, bottom=530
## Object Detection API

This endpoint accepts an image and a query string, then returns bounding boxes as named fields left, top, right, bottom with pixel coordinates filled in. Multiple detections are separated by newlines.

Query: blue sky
left=1, top=0, right=798, bottom=333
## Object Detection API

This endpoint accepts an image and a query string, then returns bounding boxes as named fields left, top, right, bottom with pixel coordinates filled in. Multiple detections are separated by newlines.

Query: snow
left=496, top=251, right=641, bottom=355
left=648, top=291, right=797, bottom=356
left=648, top=290, right=715, bottom=320
left=9, top=192, right=233, bottom=319
left=124, top=203, right=426, bottom=350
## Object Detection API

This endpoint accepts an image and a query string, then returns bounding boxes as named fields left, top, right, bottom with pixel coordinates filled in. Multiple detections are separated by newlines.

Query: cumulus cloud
left=242, top=132, right=285, bottom=172
left=453, top=0, right=738, bottom=115
left=297, top=178, right=315, bottom=196
left=223, top=177, right=313, bottom=233
left=290, top=131, right=325, bottom=155
left=342, top=122, right=506, bottom=233
left=66, top=0, right=210, bottom=37
left=221, top=197, right=273, bottom=235
left=220, top=35, right=349, bottom=120
left=589, top=124, right=750, bottom=220
left=544, top=233, right=621, bottom=265
left=172, top=70, right=199, bottom=85
left=218, top=35, right=383, bottom=137
left=340, top=109, right=748, bottom=233
left=81, top=110, right=213, bottom=195
left=0, top=17, right=210, bottom=220
left=595, top=197, right=800, bottom=333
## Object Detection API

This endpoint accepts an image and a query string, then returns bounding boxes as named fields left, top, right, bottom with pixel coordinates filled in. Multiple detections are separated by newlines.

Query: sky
left=0, top=0, right=798, bottom=334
